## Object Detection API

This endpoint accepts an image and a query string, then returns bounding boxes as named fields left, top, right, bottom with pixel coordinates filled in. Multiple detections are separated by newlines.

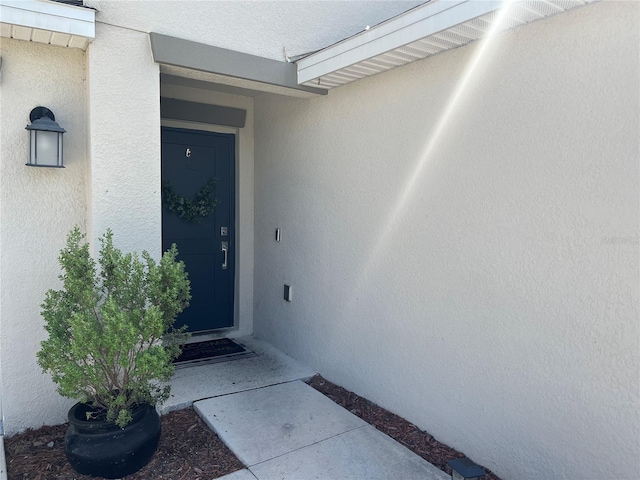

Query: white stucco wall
left=86, top=22, right=161, bottom=255
left=0, top=38, right=88, bottom=435
left=160, top=85, right=255, bottom=338
left=84, top=0, right=422, bottom=61
left=76, top=0, right=424, bottom=348
left=253, top=3, right=639, bottom=479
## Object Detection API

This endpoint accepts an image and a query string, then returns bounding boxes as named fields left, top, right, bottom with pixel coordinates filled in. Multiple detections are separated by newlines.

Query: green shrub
left=37, top=227, right=190, bottom=428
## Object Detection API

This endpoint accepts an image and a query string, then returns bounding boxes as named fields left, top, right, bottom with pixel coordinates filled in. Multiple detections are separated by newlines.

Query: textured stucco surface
left=160, top=84, right=255, bottom=338
left=84, top=0, right=423, bottom=61
left=253, top=3, right=639, bottom=479
left=87, top=23, right=161, bottom=255
left=0, top=38, right=88, bottom=435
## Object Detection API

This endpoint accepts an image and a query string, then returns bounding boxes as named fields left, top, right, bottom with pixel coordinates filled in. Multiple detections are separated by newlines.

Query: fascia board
left=297, top=0, right=504, bottom=84
left=150, top=32, right=327, bottom=96
left=0, top=0, right=95, bottom=39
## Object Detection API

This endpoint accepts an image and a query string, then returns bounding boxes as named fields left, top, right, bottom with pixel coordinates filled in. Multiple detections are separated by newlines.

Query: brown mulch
left=6, top=375, right=500, bottom=479
left=309, top=375, right=501, bottom=480
left=4, top=407, right=244, bottom=480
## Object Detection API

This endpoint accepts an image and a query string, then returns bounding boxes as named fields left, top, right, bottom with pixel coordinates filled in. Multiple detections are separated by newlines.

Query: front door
left=161, top=127, right=235, bottom=332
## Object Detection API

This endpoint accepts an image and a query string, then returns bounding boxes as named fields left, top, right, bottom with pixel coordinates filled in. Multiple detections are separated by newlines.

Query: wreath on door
left=162, top=177, right=218, bottom=223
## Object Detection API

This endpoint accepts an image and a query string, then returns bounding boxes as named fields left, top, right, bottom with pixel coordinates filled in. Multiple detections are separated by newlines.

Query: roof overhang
left=150, top=32, right=327, bottom=98
left=297, top=0, right=599, bottom=89
left=0, top=0, right=95, bottom=50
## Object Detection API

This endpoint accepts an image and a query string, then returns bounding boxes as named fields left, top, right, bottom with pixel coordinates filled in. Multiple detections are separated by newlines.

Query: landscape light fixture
left=448, top=457, right=486, bottom=480
left=26, top=106, right=66, bottom=168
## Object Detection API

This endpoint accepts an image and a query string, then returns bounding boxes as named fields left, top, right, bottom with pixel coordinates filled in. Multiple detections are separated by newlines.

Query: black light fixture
left=25, top=106, right=66, bottom=168
left=448, top=458, right=486, bottom=480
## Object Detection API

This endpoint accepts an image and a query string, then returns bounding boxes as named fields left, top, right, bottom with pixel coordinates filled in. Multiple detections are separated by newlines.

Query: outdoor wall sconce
left=25, top=106, right=66, bottom=168
left=448, top=458, right=486, bottom=480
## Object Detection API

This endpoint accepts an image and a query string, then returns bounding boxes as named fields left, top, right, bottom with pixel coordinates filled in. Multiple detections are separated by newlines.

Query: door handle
left=221, top=241, right=228, bottom=270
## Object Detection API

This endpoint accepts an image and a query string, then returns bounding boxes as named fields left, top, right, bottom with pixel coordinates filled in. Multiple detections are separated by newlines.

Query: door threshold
left=174, top=350, right=256, bottom=369
left=183, top=330, right=238, bottom=344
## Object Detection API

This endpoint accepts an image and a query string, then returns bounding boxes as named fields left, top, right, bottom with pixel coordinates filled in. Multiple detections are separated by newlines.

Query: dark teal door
left=161, top=127, right=235, bottom=332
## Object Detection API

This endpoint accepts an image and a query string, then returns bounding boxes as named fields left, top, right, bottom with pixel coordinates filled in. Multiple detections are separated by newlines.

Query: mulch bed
left=5, top=375, right=500, bottom=479
left=4, top=407, right=244, bottom=480
left=308, top=375, right=501, bottom=480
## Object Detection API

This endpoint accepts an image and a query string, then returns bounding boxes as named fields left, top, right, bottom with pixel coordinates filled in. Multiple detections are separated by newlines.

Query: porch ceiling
left=160, top=65, right=319, bottom=99
left=150, top=32, right=327, bottom=99
left=296, top=0, right=599, bottom=89
left=0, top=0, right=95, bottom=50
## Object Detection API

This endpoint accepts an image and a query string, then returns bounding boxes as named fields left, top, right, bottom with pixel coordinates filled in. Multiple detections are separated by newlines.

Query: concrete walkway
left=169, top=337, right=448, bottom=480
left=0, top=436, right=6, bottom=480
left=161, top=337, right=316, bottom=413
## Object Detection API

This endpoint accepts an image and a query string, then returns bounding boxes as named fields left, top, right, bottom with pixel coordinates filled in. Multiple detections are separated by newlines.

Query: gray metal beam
left=160, top=97, right=247, bottom=128
left=161, top=74, right=265, bottom=98
left=150, top=32, right=326, bottom=96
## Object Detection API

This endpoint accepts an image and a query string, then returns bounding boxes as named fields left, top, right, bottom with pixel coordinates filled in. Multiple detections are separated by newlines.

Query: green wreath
left=162, top=177, right=218, bottom=223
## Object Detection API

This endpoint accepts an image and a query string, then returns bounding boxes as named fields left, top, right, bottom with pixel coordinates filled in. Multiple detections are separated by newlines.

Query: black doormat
left=174, top=338, right=246, bottom=365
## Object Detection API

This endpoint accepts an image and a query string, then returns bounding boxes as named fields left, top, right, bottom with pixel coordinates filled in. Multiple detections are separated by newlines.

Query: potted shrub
left=37, top=227, right=191, bottom=478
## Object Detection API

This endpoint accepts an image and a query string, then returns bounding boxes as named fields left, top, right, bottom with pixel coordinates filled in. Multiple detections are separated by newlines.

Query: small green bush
left=37, top=227, right=191, bottom=428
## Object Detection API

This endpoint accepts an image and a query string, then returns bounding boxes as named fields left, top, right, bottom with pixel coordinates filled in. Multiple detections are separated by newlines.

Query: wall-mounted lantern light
left=25, top=106, right=66, bottom=168
left=448, top=458, right=486, bottom=480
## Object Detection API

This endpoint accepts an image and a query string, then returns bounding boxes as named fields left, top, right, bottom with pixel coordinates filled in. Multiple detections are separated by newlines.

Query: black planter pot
left=64, top=402, right=161, bottom=478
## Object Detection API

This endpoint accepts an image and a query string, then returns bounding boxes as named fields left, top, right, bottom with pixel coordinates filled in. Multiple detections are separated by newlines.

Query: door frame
left=161, top=118, right=240, bottom=340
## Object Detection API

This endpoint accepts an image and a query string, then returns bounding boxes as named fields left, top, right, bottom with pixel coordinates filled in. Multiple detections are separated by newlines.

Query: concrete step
left=161, top=337, right=316, bottom=413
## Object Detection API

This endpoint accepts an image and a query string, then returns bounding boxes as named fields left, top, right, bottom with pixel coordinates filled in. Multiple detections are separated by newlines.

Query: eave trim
left=296, top=0, right=503, bottom=85
left=0, top=0, right=95, bottom=49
